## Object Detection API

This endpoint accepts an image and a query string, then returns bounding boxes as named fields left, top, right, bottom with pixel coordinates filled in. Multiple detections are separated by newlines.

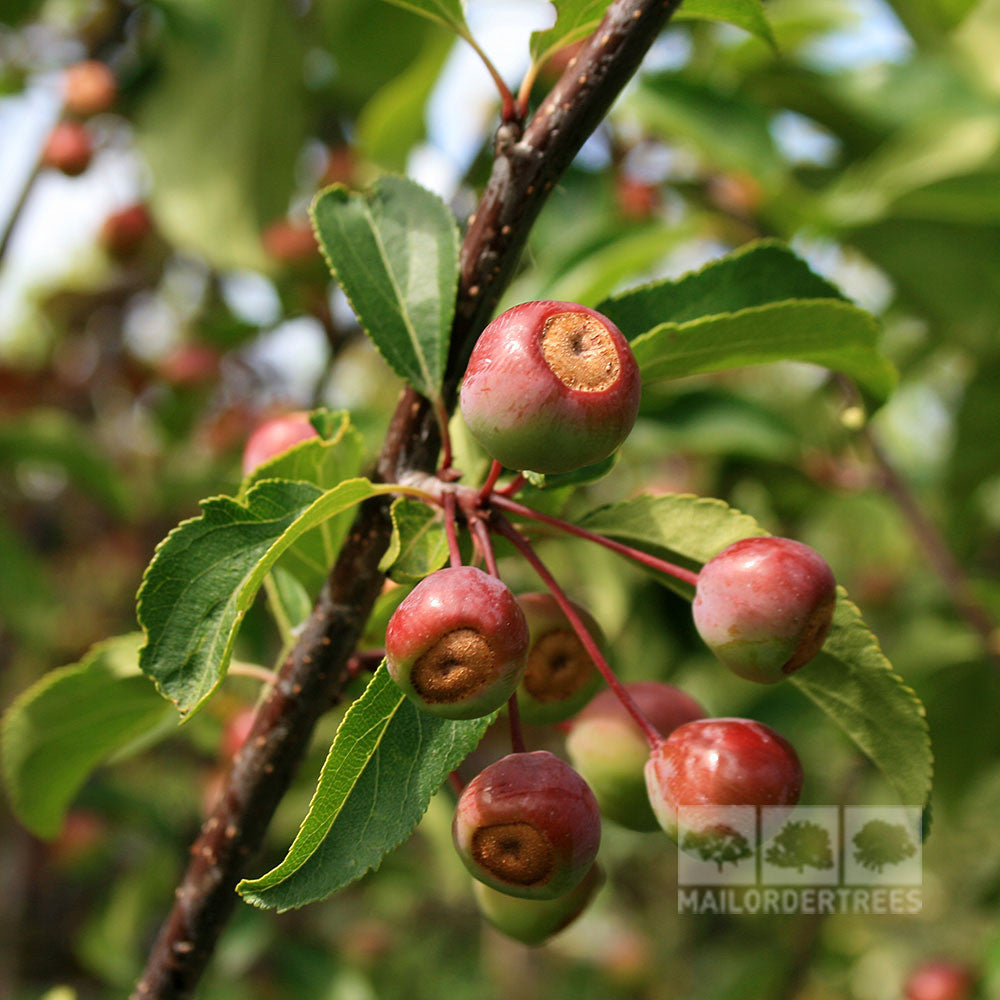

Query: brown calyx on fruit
left=411, top=628, right=497, bottom=703
left=524, top=629, right=593, bottom=701
left=472, top=822, right=555, bottom=886
left=540, top=312, right=620, bottom=392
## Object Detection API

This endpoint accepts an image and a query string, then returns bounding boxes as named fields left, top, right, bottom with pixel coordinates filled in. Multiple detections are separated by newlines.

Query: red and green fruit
left=453, top=750, right=601, bottom=899
left=567, top=681, right=705, bottom=830
left=644, top=717, right=803, bottom=840
left=514, top=591, right=604, bottom=725
left=459, top=300, right=641, bottom=474
left=472, top=862, right=604, bottom=944
left=385, top=566, right=529, bottom=719
left=693, top=536, right=836, bottom=683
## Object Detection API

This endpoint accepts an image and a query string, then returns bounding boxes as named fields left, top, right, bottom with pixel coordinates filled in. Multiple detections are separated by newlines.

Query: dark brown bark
left=132, top=2, right=680, bottom=995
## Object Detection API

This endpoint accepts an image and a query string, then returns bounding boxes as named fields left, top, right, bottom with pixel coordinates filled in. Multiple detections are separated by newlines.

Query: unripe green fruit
left=566, top=682, right=705, bottom=830
left=473, top=863, right=604, bottom=945
left=693, top=536, right=836, bottom=683
left=459, top=300, right=640, bottom=474
left=385, top=567, right=529, bottom=719
left=453, top=750, right=601, bottom=899
left=514, top=592, right=604, bottom=725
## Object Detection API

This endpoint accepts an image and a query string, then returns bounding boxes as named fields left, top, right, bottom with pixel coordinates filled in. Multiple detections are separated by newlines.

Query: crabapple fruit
left=693, top=536, right=836, bottom=683
left=241, top=412, right=319, bottom=475
left=453, top=750, right=601, bottom=899
left=100, top=203, right=153, bottom=258
left=262, top=219, right=318, bottom=265
left=567, top=682, right=705, bottom=831
left=459, top=300, right=640, bottom=474
left=63, top=60, right=116, bottom=116
left=473, top=862, right=604, bottom=945
left=644, top=717, right=803, bottom=841
left=385, top=566, right=529, bottom=719
left=514, top=592, right=604, bottom=725
left=904, top=960, right=976, bottom=1000
left=42, top=121, right=93, bottom=176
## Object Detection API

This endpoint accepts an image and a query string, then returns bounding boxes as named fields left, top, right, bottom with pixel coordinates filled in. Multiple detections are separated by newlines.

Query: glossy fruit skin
left=473, top=862, right=604, bottom=945
left=904, top=960, right=976, bottom=1000
left=63, top=60, right=116, bottom=116
left=693, top=536, right=836, bottom=683
left=567, top=682, right=705, bottom=831
left=459, top=300, right=640, bottom=474
left=42, top=121, right=93, bottom=176
left=241, top=412, right=318, bottom=475
left=453, top=750, right=601, bottom=899
left=100, top=203, right=152, bottom=257
left=385, top=566, right=529, bottom=720
left=515, top=592, right=604, bottom=725
left=645, top=717, right=803, bottom=841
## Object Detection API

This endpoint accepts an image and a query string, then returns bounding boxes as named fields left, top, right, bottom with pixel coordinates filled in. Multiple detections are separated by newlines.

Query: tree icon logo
left=680, top=823, right=755, bottom=873
left=852, top=818, right=917, bottom=873
left=764, top=820, right=835, bottom=874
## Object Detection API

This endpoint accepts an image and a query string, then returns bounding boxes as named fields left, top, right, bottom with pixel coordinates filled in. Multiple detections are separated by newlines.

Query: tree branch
left=132, top=2, right=681, bottom=995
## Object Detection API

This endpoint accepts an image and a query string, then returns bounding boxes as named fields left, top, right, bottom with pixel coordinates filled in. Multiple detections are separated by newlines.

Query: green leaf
left=135, top=0, right=307, bottom=271
left=790, top=598, right=932, bottom=807
left=138, top=478, right=394, bottom=718
left=632, top=300, right=896, bottom=401
left=311, top=178, right=460, bottom=400
left=380, top=0, right=469, bottom=36
left=243, top=410, right=365, bottom=597
left=238, top=664, right=493, bottom=909
left=675, top=0, right=778, bottom=50
left=597, top=240, right=844, bottom=329
left=597, top=242, right=896, bottom=402
left=576, top=494, right=932, bottom=806
left=1, top=635, right=175, bottom=839
left=529, top=1, right=611, bottom=70
left=379, top=498, right=450, bottom=584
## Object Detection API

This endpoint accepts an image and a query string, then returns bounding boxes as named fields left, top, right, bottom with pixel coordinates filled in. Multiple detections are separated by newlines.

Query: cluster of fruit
left=394, top=301, right=834, bottom=942
left=39, top=60, right=153, bottom=258
left=241, top=299, right=837, bottom=943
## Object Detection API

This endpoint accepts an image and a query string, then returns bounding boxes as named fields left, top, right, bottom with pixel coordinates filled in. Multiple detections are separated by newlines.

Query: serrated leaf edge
left=309, top=178, right=460, bottom=401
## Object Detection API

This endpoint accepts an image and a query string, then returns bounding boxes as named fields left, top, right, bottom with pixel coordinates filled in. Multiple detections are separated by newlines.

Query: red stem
left=507, top=692, right=527, bottom=754
left=478, top=459, right=504, bottom=503
left=449, top=770, right=466, bottom=795
left=497, top=472, right=526, bottom=498
left=494, top=515, right=661, bottom=748
left=443, top=492, right=463, bottom=569
left=491, top=494, right=700, bottom=588
left=470, top=517, right=500, bottom=578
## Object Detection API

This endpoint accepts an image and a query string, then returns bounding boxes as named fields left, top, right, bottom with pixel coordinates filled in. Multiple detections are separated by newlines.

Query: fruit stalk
left=494, top=515, right=661, bottom=747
